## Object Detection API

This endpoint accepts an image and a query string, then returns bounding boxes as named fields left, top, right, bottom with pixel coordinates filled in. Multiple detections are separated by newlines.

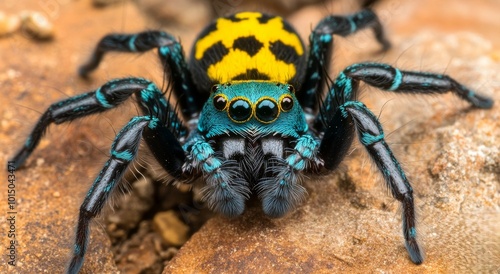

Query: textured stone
left=20, top=11, right=55, bottom=40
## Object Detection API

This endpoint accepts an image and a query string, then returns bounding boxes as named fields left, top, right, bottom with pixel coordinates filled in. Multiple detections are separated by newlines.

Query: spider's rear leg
left=78, top=31, right=203, bottom=118
left=299, top=8, right=390, bottom=112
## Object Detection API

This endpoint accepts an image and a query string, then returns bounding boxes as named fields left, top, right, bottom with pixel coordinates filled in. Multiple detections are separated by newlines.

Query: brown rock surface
left=0, top=0, right=498, bottom=273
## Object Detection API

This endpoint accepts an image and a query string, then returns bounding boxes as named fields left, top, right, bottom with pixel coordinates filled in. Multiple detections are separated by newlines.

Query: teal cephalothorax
left=198, top=81, right=307, bottom=138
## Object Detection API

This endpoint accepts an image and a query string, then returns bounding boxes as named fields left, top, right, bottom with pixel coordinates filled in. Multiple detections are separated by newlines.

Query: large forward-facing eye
left=255, top=98, right=279, bottom=123
left=228, top=98, right=252, bottom=122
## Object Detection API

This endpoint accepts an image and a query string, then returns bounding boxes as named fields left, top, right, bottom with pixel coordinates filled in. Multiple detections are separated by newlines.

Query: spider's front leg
left=66, top=83, right=187, bottom=273
left=318, top=99, right=424, bottom=264
left=182, top=133, right=250, bottom=218
left=68, top=113, right=186, bottom=273
left=9, top=78, right=188, bottom=273
left=327, top=100, right=423, bottom=264
left=257, top=134, right=321, bottom=218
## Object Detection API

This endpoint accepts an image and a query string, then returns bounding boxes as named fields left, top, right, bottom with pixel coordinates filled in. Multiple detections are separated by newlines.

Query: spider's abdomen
left=189, top=12, right=306, bottom=91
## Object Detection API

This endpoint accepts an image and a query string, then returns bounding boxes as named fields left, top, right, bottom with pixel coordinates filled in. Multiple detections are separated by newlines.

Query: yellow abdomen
left=190, top=12, right=305, bottom=90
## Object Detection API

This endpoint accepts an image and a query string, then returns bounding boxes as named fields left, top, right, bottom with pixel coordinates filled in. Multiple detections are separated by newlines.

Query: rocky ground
left=0, top=0, right=499, bottom=273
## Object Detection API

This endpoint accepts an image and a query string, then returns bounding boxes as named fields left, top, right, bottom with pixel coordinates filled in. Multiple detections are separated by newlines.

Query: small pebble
left=0, top=11, right=21, bottom=37
left=36, top=158, right=45, bottom=166
left=20, top=11, right=54, bottom=40
left=153, top=210, right=190, bottom=246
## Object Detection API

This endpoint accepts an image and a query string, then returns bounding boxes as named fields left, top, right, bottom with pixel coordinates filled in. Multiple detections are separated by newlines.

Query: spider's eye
left=255, top=98, right=279, bottom=123
left=287, top=85, right=295, bottom=93
left=280, top=95, right=294, bottom=112
left=228, top=98, right=252, bottom=122
left=211, top=85, right=219, bottom=93
left=213, top=95, right=227, bottom=111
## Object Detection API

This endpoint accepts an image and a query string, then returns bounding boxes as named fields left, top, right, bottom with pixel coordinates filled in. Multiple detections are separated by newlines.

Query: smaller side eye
left=280, top=95, right=294, bottom=112
left=211, top=85, right=219, bottom=93
left=287, top=85, right=295, bottom=93
left=213, top=94, right=228, bottom=111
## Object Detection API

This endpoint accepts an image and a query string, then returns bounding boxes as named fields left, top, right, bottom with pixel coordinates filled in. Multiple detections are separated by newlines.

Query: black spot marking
left=258, top=14, right=275, bottom=24
left=233, top=36, right=263, bottom=57
left=269, top=40, right=300, bottom=64
left=226, top=14, right=247, bottom=22
left=232, top=69, right=270, bottom=81
left=200, top=41, right=229, bottom=69
left=282, top=20, right=297, bottom=35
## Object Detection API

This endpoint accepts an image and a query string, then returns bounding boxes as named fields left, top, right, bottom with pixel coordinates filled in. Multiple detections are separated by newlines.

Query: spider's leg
left=10, top=77, right=187, bottom=169
left=78, top=31, right=202, bottom=118
left=318, top=99, right=423, bottom=264
left=315, top=61, right=493, bottom=264
left=134, top=82, right=187, bottom=178
left=298, top=9, right=390, bottom=112
left=315, top=62, right=493, bottom=134
left=337, top=62, right=493, bottom=108
left=345, top=101, right=423, bottom=264
left=256, top=134, right=322, bottom=218
left=182, top=133, right=250, bottom=218
left=11, top=77, right=187, bottom=273
left=67, top=114, right=185, bottom=274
